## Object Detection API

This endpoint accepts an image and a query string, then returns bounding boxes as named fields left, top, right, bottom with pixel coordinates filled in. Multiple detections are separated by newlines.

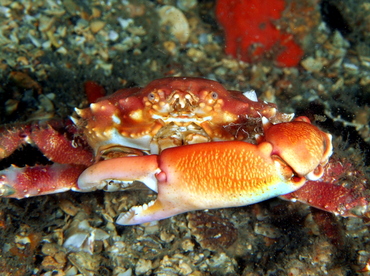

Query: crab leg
left=281, top=157, right=370, bottom=217
left=0, top=164, right=86, bottom=199
left=78, top=141, right=308, bottom=225
left=0, top=120, right=94, bottom=199
left=0, top=121, right=93, bottom=166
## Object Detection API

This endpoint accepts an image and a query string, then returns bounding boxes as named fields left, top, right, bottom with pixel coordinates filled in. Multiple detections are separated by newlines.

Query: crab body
left=72, top=77, right=288, bottom=158
left=0, top=77, right=368, bottom=225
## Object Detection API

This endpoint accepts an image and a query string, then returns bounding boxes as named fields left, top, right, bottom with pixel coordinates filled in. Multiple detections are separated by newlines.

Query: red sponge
left=216, top=0, right=303, bottom=67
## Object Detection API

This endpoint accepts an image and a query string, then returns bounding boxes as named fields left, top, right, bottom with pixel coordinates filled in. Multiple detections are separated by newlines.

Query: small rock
left=158, top=5, right=189, bottom=44
left=90, top=20, right=106, bottom=33
left=39, top=15, right=55, bottom=32
left=301, top=57, right=325, bottom=73
left=177, top=0, right=197, bottom=11
left=41, top=255, right=64, bottom=270
left=135, top=258, right=153, bottom=275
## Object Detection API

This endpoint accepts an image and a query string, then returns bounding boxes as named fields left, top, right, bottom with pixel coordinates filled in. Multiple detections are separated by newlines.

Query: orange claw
left=262, top=116, right=332, bottom=180
left=78, top=141, right=308, bottom=225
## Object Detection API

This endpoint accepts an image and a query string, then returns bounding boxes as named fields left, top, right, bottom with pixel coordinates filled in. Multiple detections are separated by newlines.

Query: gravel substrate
left=0, top=0, right=369, bottom=275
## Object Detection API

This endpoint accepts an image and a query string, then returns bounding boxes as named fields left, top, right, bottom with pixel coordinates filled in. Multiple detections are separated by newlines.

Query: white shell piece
left=243, top=90, right=258, bottom=102
left=63, top=233, right=88, bottom=249
left=93, top=229, right=110, bottom=241
left=117, top=268, right=133, bottom=276
left=117, top=18, right=133, bottom=29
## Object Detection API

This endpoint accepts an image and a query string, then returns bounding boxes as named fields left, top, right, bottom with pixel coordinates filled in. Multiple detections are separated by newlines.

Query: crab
left=0, top=77, right=368, bottom=225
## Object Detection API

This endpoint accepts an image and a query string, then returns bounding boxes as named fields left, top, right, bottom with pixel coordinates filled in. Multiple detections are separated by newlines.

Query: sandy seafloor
left=0, top=0, right=370, bottom=275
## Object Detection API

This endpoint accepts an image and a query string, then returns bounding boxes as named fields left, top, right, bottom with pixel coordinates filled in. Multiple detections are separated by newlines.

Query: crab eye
left=211, top=92, right=218, bottom=100
left=148, top=93, right=156, bottom=101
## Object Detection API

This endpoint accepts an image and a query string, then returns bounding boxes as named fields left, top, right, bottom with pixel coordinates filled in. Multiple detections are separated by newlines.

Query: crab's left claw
left=78, top=141, right=308, bottom=225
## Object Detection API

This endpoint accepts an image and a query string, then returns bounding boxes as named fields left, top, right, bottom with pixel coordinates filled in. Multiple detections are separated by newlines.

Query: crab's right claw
left=78, top=141, right=310, bottom=225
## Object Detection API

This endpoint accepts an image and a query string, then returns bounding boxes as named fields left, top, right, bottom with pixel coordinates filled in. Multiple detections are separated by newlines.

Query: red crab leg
left=0, top=121, right=93, bottom=166
left=0, top=120, right=93, bottom=199
left=0, top=164, right=86, bottom=199
left=28, top=121, right=93, bottom=166
left=281, top=157, right=370, bottom=218
left=0, top=125, right=30, bottom=159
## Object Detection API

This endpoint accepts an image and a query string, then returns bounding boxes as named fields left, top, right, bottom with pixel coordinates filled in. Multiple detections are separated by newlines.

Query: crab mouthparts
left=152, top=114, right=212, bottom=123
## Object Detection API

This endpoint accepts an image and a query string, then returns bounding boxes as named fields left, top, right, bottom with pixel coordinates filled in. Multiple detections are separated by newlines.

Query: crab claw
left=262, top=116, right=332, bottom=180
left=78, top=141, right=309, bottom=225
